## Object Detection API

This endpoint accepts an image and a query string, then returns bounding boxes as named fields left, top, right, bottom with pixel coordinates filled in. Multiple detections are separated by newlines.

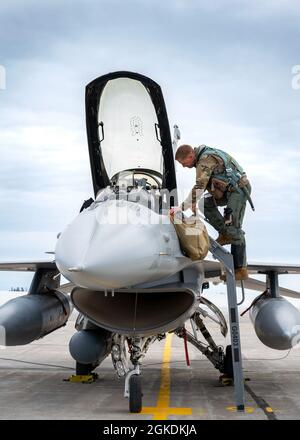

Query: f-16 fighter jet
left=1, top=71, right=300, bottom=413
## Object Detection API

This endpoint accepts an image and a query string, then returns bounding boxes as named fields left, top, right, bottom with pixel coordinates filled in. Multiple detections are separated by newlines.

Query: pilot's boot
left=220, top=242, right=249, bottom=281
left=216, top=232, right=235, bottom=246
left=235, top=267, right=249, bottom=280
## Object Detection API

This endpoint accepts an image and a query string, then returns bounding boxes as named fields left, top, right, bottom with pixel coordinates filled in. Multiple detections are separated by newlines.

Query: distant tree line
left=9, top=287, right=27, bottom=292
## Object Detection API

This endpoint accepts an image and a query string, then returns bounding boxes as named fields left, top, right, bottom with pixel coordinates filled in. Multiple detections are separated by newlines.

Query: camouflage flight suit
left=181, top=145, right=251, bottom=269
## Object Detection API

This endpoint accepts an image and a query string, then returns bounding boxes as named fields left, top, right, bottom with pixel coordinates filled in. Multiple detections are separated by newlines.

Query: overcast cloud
left=0, top=0, right=300, bottom=290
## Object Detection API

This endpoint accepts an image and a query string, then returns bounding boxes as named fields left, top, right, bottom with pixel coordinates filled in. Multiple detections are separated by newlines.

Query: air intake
left=71, top=286, right=197, bottom=336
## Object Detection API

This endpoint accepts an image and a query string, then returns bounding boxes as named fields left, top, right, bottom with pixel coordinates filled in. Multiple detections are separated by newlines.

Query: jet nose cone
left=55, top=199, right=173, bottom=289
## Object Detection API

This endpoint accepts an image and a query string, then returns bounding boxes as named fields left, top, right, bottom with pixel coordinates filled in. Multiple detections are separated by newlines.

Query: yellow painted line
left=141, top=333, right=193, bottom=420
left=226, top=406, right=255, bottom=413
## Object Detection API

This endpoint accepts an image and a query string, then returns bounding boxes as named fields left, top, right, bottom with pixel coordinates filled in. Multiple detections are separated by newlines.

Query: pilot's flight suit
left=180, top=145, right=252, bottom=272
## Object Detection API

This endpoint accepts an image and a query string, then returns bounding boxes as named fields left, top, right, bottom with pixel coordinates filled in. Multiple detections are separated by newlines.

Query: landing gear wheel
left=219, top=345, right=234, bottom=386
left=76, top=362, right=97, bottom=375
left=129, top=375, right=142, bottom=413
left=224, top=345, right=234, bottom=378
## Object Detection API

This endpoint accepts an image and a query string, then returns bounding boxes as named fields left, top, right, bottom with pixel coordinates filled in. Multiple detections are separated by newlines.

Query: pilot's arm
left=180, top=154, right=218, bottom=212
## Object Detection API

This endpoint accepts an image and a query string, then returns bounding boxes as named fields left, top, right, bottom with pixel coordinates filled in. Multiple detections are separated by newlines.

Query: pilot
left=170, top=144, right=253, bottom=281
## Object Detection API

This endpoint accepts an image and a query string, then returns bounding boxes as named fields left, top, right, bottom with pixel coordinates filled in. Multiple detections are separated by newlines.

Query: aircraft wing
left=247, top=262, right=300, bottom=275
left=238, top=277, right=300, bottom=299
left=202, top=260, right=223, bottom=278
left=0, top=261, right=57, bottom=271
left=203, top=259, right=300, bottom=277
left=203, top=259, right=300, bottom=298
left=0, top=259, right=299, bottom=297
left=0, top=261, right=74, bottom=294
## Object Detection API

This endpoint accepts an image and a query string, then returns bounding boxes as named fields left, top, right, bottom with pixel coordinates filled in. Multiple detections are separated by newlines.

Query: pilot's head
left=175, top=144, right=196, bottom=168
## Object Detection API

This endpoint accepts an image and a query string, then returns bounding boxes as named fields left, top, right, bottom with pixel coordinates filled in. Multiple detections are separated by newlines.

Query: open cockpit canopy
left=85, top=71, right=176, bottom=197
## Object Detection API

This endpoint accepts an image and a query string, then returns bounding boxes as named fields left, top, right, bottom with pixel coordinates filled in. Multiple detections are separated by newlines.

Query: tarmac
left=0, top=300, right=300, bottom=421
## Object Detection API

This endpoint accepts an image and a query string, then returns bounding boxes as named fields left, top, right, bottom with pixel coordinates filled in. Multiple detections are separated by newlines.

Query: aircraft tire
left=76, top=362, right=97, bottom=375
left=223, top=345, right=234, bottom=378
left=129, top=375, right=142, bottom=413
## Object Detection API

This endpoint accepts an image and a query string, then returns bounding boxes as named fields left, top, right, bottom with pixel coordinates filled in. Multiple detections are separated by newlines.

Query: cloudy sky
left=0, top=0, right=299, bottom=291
